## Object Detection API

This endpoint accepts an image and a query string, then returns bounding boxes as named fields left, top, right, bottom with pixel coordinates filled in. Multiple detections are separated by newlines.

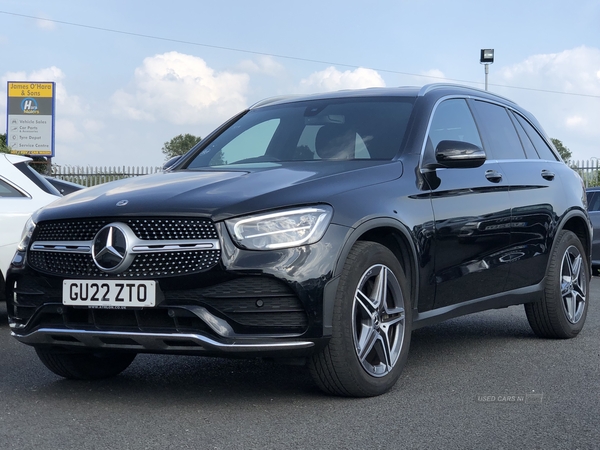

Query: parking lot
left=1, top=279, right=599, bottom=450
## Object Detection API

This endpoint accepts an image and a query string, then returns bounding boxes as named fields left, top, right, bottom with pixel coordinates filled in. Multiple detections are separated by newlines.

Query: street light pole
left=484, top=63, right=490, bottom=91
left=480, top=49, right=494, bottom=91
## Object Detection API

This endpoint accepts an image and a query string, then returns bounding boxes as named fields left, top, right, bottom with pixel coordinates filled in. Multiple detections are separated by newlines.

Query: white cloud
left=56, top=118, right=83, bottom=142
left=499, top=46, right=600, bottom=95
left=111, top=51, right=249, bottom=125
left=82, top=119, right=104, bottom=133
left=495, top=46, right=600, bottom=161
left=111, top=90, right=154, bottom=121
left=420, top=69, right=447, bottom=81
left=238, top=56, right=285, bottom=76
left=299, top=66, right=385, bottom=93
left=36, top=17, right=57, bottom=31
left=566, top=116, right=587, bottom=128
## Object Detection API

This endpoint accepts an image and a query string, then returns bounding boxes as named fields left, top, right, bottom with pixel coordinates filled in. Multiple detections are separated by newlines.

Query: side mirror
left=434, top=140, right=486, bottom=169
left=162, top=155, right=181, bottom=171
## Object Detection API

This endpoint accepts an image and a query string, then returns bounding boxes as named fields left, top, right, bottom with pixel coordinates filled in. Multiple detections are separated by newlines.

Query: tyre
left=525, top=230, right=589, bottom=338
left=309, top=241, right=411, bottom=397
left=35, top=348, right=136, bottom=380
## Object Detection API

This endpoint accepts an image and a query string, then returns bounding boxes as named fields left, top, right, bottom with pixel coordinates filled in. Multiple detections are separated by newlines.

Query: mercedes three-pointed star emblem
left=92, top=224, right=129, bottom=272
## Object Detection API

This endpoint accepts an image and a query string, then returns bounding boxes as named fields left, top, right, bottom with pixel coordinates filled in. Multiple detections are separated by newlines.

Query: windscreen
left=186, top=97, right=414, bottom=169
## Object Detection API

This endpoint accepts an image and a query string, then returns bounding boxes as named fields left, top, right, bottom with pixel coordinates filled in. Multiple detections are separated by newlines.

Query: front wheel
left=309, top=241, right=411, bottom=397
left=35, top=347, right=136, bottom=380
left=525, top=230, right=589, bottom=338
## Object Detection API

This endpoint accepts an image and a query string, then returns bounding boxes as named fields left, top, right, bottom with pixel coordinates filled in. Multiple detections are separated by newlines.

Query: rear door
left=470, top=100, right=564, bottom=290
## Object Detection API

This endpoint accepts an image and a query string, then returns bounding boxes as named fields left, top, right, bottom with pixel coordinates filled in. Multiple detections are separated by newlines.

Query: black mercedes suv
left=5, top=84, right=591, bottom=397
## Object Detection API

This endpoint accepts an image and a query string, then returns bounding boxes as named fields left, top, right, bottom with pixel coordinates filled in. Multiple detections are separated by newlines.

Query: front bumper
left=13, top=327, right=317, bottom=357
left=7, top=223, right=350, bottom=357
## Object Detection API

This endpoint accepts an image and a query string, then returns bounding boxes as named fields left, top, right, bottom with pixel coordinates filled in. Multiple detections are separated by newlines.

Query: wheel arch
left=555, top=209, right=592, bottom=276
left=322, top=218, right=420, bottom=335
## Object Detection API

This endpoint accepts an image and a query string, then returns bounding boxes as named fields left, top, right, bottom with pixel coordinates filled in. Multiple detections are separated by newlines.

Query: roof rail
left=417, top=83, right=516, bottom=104
left=249, top=95, right=300, bottom=109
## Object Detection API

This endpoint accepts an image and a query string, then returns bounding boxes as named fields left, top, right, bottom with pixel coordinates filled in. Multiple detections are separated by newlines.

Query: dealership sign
left=6, top=81, right=56, bottom=156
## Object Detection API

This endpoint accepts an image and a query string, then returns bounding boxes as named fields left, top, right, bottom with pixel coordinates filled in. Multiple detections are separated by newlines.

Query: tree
left=0, top=132, right=11, bottom=153
left=551, top=138, right=572, bottom=164
left=161, top=134, right=202, bottom=161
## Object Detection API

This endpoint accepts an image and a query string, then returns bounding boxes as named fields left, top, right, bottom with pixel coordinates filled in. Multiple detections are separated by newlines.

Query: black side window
left=0, top=178, right=26, bottom=198
left=428, top=99, right=482, bottom=150
left=587, top=191, right=600, bottom=212
left=509, top=111, right=539, bottom=159
left=512, top=113, right=558, bottom=161
left=14, top=161, right=61, bottom=196
left=472, top=100, right=526, bottom=160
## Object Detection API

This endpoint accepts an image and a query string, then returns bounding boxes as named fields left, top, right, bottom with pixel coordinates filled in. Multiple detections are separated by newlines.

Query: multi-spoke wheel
left=525, top=230, right=589, bottom=338
left=309, top=241, right=411, bottom=397
left=353, top=264, right=406, bottom=377
left=560, top=244, right=587, bottom=323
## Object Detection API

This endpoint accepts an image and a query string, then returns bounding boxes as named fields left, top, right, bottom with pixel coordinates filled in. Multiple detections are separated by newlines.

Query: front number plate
left=63, top=280, right=156, bottom=308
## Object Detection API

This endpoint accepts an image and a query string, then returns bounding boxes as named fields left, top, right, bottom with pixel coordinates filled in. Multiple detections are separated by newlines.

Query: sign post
left=6, top=81, right=56, bottom=163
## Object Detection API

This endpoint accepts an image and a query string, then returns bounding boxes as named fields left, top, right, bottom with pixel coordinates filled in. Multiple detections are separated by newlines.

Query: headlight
left=17, top=213, right=38, bottom=252
left=225, top=206, right=333, bottom=250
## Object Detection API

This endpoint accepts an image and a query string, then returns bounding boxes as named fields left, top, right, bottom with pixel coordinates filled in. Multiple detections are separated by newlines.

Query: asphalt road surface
left=1, top=280, right=599, bottom=450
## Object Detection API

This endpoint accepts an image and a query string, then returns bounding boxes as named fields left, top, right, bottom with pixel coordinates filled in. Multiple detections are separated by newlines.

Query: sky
left=1, top=0, right=599, bottom=168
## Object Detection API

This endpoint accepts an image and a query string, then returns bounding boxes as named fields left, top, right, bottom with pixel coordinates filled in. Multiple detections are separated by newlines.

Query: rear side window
left=14, top=161, right=61, bottom=196
left=471, top=100, right=526, bottom=160
left=509, top=111, right=539, bottom=159
left=0, top=178, right=26, bottom=198
left=512, top=113, right=558, bottom=161
left=587, top=191, right=600, bottom=212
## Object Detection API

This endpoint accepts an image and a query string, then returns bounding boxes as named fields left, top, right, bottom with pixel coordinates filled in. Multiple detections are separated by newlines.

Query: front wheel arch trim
left=322, top=217, right=419, bottom=335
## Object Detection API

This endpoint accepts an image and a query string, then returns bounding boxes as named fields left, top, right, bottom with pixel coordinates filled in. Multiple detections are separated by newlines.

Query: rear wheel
left=525, top=230, right=589, bottom=338
left=35, top=348, right=136, bottom=380
left=309, top=241, right=411, bottom=397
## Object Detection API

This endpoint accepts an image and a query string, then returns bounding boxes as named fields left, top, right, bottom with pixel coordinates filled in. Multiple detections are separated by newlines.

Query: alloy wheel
left=561, top=245, right=587, bottom=324
left=352, top=264, right=406, bottom=377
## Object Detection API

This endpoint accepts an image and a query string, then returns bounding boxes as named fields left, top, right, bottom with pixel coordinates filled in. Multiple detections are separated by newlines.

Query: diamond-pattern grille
left=29, top=217, right=221, bottom=278
left=28, top=250, right=221, bottom=278
left=34, top=217, right=218, bottom=241
left=36, top=219, right=109, bottom=241
left=128, top=218, right=218, bottom=240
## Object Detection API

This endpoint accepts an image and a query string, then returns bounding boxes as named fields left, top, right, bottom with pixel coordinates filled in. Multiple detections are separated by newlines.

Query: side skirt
left=412, top=281, right=544, bottom=330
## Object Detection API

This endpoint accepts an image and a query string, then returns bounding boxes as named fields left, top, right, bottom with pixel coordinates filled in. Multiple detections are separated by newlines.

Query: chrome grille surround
left=28, top=217, right=221, bottom=278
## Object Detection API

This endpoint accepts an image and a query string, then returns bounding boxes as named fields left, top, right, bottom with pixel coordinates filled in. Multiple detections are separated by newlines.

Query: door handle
left=541, top=169, right=555, bottom=181
left=485, top=169, right=503, bottom=183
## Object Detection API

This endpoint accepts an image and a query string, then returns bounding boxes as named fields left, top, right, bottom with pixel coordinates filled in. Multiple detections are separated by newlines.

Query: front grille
left=35, top=219, right=109, bottom=241
left=28, top=217, right=221, bottom=278
left=128, top=218, right=219, bottom=240
left=28, top=250, right=221, bottom=278
left=34, top=217, right=219, bottom=241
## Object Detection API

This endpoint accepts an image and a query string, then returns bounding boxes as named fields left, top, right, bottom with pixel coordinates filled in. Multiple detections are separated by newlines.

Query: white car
left=0, top=154, right=61, bottom=299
